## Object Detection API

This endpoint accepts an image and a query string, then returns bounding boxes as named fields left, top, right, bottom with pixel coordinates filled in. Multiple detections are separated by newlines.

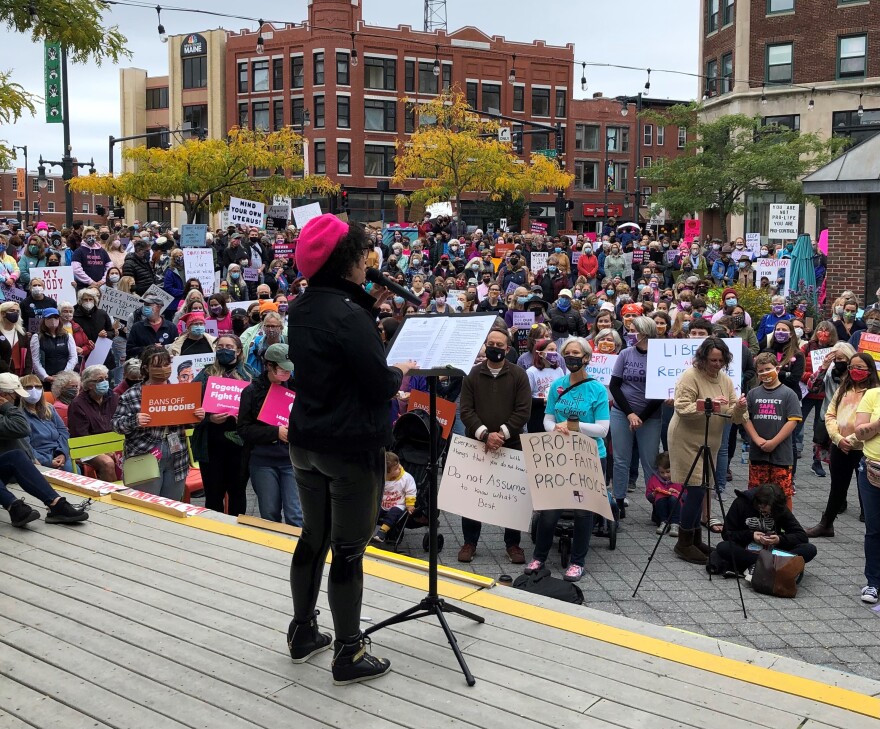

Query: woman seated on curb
left=18, top=374, right=72, bottom=472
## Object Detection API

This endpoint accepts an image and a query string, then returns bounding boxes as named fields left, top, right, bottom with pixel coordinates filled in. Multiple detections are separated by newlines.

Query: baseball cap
left=0, top=372, right=28, bottom=398
left=559, top=288, right=573, bottom=299
left=264, top=343, right=294, bottom=371
left=142, top=295, right=164, bottom=306
left=41, top=307, right=60, bottom=318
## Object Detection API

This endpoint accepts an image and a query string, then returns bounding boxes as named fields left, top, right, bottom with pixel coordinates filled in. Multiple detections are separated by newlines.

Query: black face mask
left=485, top=346, right=506, bottom=363
left=833, top=361, right=848, bottom=376
left=377, top=311, right=393, bottom=320
left=564, top=355, right=584, bottom=372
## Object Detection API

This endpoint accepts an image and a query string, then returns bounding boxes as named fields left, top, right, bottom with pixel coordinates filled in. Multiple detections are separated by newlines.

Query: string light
left=508, top=54, right=516, bottom=85
left=433, top=45, right=440, bottom=77
left=808, top=88, right=815, bottom=111
left=156, top=5, right=167, bottom=43
left=858, top=93, right=864, bottom=117
left=760, top=85, right=767, bottom=105
left=580, top=63, right=587, bottom=92
left=644, top=68, right=651, bottom=92
left=350, top=32, right=358, bottom=67
left=256, top=18, right=265, bottom=54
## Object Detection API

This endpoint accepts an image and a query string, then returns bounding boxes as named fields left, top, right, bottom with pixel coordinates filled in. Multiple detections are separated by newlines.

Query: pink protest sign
left=684, top=219, right=701, bottom=239
left=202, top=376, right=250, bottom=416
left=257, top=383, right=296, bottom=427
left=584, top=232, right=597, bottom=242
left=818, top=229, right=828, bottom=255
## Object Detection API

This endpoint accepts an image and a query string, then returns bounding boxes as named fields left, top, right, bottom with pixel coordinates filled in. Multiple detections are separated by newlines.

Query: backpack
left=512, top=567, right=584, bottom=605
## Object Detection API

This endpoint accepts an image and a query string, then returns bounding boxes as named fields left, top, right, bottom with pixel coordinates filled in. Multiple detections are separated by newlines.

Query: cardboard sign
left=170, top=353, right=216, bottom=384
left=84, top=336, right=113, bottom=368
left=243, top=267, right=260, bottom=282
left=140, top=382, right=202, bottom=426
left=257, top=383, right=296, bottom=427
left=229, top=196, right=265, bottom=228
left=426, top=201, right=453, bottom=218
left=520, top=431, right=613, bottom=520
left=292, top=202, right=322, bottom=229
left=745, top=232, right=761, bottom=258
left=755, top=258, right=791, bottom=297
left=530, top=252, right=548, bottom=272
left=144, top=284, right=174, bottom=312
left=111, top=489, right=208, bottom=517
left=645, top=338, right=743, bottom=399
left=266, top=204, right=291, bottom=223
left=3, top=287, right=27, bottom=303
left=202, top=376, right=249, bottom=416
left=571, top=251, right=581, bottom=265
left=407, top=389, right=457, bottom=439
left=100, top=287, right=142, bottom=321
left=505, top=281, right=518, bottom=297
left=768, top=204, right=799, bottom=239
left=32, top=266, right=76, bottom=301
left=179, top=224, right=208, bottom=248
left=809, top=347, right=834, bottom=374
left=512, top=311, right=535, bottom=330
left=584, top=352, right=618, bottom=386
left=438, top=435, right=533, bottom=531
left=183, top=248, right=215, bottom=296
left=42, top=468, right=126, bottom=497
left=684, top=219, right=701, bottom=240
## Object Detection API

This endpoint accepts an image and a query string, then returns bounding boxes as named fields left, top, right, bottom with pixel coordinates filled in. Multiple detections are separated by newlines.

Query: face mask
left=59, top=387, right=78, bottom=404
left=22, top=389, right=41, bottom=404
left=190, top=325, right=205, bottom=337
left=231, top=272, right=240, bottom=280
left=760, top=249, right=769, bottom=256
left=869, top=320, right=880, bottom=333
left=435, top=296, right=446, bottom=306
left=738, top=262, right=747, bottom=269
left=217, top=349, right=237, bottom=366
left=759, top=371, right=778, bottom=384
left=597, top=340, right=616, bottom=354
left=725, top=298, right=737, bottom=308
left=150, top=367, right=172, bottom=382
left=731, top=314, right=745, bottom=329
left=771, top=304, right=785, bottom=316
left=100, top=233, right=110, bottom=241
left=517, top=296, right=529, bottom=305
left=258, top=293, right=270, bottom=300
left=833, top=361, right=848, bottom=376
left=81, top=302, right=94, bottom=312
left=485, top=345, right=506, bottom=363
left=31, top=286, right=43, bottom=296
left=850, top=368, right=871, bottom=383
left=794, top=327, right=804, bottom=338
left=606, top=289, right=615, bottom=297
left=4, top=312, right=19, bottom=324
left=108, top=274, right=120, bottom=284
left=85, top=237, right=96, bottom=245
left=774, top=330, right=791, bottom=343
left=842, top=310, right=857, bottom=321
left=554, top=247, right=562, bottom=253
left=796, top=304, right=807, bottom=313
left=574, top=291, right=582, bottom=300
left=543, top=351, right=560, bottom=366
left=94, top=381, right=110, bottom=395
left=250, top=313, right=260, bottom=324
left=548, top=265, right=558, bottom=273
left=210, top=305, right=223, bottom=317
left=557, top=298, right=571, bottom=312
left=142, top=306, right=154, bottom=318
left=638, top=284, right=645, bottom=291
left=584, top=248, right=592, bottom=254
left=816, top=331, right=830, bottom=344
left=28, top=245, right=39, bottom=256
left=564, top=355, right=584, bottom=372
left=393, top=296, right=404, bottom=306
left=712, top=244, right=720, bottom=250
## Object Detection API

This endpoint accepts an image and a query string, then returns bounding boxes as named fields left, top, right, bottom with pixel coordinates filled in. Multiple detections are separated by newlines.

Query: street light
left=12, top=145, right=28, bottom=225
left=620, top=93, right=644, bottom=225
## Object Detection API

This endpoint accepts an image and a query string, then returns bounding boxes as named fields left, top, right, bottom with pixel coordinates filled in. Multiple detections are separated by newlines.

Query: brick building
left=698, top=0, right=880, bottom=242
left=0, top=168, right=110, bottom=230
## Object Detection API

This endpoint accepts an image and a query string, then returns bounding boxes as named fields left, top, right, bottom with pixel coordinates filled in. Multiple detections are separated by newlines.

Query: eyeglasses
left=22, top=385, right=41, bottom=391
left=215, top=345, right=237, bottom=352
left=849, top=366, right=870, bottom=372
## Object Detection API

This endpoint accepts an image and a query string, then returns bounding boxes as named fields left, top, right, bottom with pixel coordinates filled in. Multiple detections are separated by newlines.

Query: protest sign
left=3, top=287, right=27, bottom=303
left=495, top=243, right=514, bottom=258
left=505, top=281, right=518, bottom=296
left=273, top=241, right=296, bottom=259
left=179, top=224, right=207, bottom=248
left=183, top=248, right=215, bottom=296
left=426, top=201, right=453, bottom=218
left=229, top=197, right=265, bottom=228
left=43, top=468, right=127, bottom=497
left=745, top=233, right=761, bottom=258
left=684, top=219, right=701, bottom=240
left=858, top=332, right=880, bottom=368
left=266, top=204, right=290, bottom=223
left=407, top=389, right=457, bottom=439
left=32, top=266, right=76, bottom=301
left=809, top=347, right=834, bottom=374
left=755, top=258, right=791, bottom=297
left=438, top=435, right=532, bottom=531
left=645, top=337, right=743, bottom=399
left=292, top=202, right=322, bottom=229
left=445, top=290, right=466, bottom=312
left=144, top=284, right=174, bottom=312
left=258, top=384, right=296, bottom=427
left=202, top=376, right=249, bottom=416
left=520, top=431, right=613, bottom=520
left=530, top=251, right=548, bottom=272
left=170, top=353, right=216, bottom=384
left=111, top=489, right=208, bottom=517
left=243, top=267, right=260, bottom=282
left=584, top=352, right=618, bottom=386
left=571, top=251, right=581, bottom=265
left=769, top=204, right=799, bottom=239
left=204, top=319, right=219, bottom=337
left=512, top=311, right=535, bottom=329
left=140, top=382, right=202, bottom=426
left=100, top=287, right=142, bottom=321
left=530, top=221, right=548, bottom=234
left=84, top=337, right=113, bottom=368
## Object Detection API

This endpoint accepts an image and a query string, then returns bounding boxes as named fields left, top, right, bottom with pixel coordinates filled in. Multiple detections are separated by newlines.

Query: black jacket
left=122, top=252, right=157, bottom=295
left=0, top=402, right=35, bottom=458
left=73, top=305, right=115, bottom=368
left=125, top=317, right=177, bottom=359
left=547, top=305, right=587, bottom=338
left=287, top=277, right=403, bottom=453
left=722, top=489, right=809, bottom=551
left=237, top=371, right=292, bottom=461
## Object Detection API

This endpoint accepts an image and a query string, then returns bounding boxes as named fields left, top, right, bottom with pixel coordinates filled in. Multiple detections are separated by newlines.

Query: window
left=555, top=89, right=566, bottom=118
left=273, top=100, right=284, bottom=131
left=466, top=82, right=478, bottom=109
left=531, top=132, right=550, bottom=153
left=606, top=126, right=629, bottom=152
left=706, top=58, right=718, bottom=96
left=146, top=87, right=168, bottom=109
left=337, top=96, right=350, bottom=128
left=182, top=55, right=207, bottom=89
left=573, top=160, right=597, bottom=190
left=832, top=108, right=880, bottom=144
left=337, top=142, right=351, bottom=174
left=313, top=142, right=326, bottom=174
left=419, top=62, right=438, bottom=94
left=442, top=63, right=452, bottom=92
left=273, top=58, right=284, bottom=91
left=482, top=83, right=501, bottom=114
left=77, top=203, right=84, bottom=214
left=405, top=60, right=415, bottom=93
left=612, top=163, right=629, bottom=191
left=678, top=126, right=687, bottom=148
left=763, top=114, right=800, bottom=131
left=146, top=126, right=168, bottom=149
left=10, top=177, right=16, bottom=192
left=314, top=95, right=325, bottom=128
left=643, top=124, right=653, bottom=146
left=252, top=101, right=269, bottom=131
left=532, top=88, right=550, bottom=116
left=291, top=56, right=304, bottom=88
left=336, top=52, right=350, bottom=85
left=32, top=178, right=39, bottom=193
left=767, top=0, right=794, bottom=13
left=513, top=85, right=524, bottom=112
left=183, top=104, right=207, bottom=134
left=364, top=145, right=395, bottom=176
left=707, top=0, right=720, bottom=32
left=364, top=57, right=395, bottom=90
left=237, top=62, right=248, bottom=93
left=575, top=124, right=599, bottom=151
left=47, top=179, right=54, bottom=194
left=365, top=99, right=396, bottom=132
left=721, top=53, right=733, bottom=93
left=238, top=102, right=248, bottom=128
left=313, top=52, right=325, bottom=85
left=291, top=97, right=304, bottom=126
left=657, top=126, right=665, bottom=145
left=405, top=106, right=415, bottom=133
left=723, top=0, right=735, bottom=24
left=12, top=201, right=20, bottom=212
left=766, top=43, right=793, bottom=83
left=642, top=156, right=653, bottom=168
left=838, top=35, right=867, bottom=78
left=252, top=60, right=269, bottom=92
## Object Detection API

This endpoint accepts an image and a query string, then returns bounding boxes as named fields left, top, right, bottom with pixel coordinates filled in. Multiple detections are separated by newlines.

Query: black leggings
left=200, top=432, right=248, bottom=516
left=823, top=444, right=863, bottom=526
left=289, top=445, right=383, bottom=640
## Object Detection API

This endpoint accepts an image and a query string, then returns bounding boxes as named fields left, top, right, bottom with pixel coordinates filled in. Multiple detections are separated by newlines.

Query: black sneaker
left=287, top=611, right=332, bottom=664
left=331, top=635, right=391, bottom=685
left=44, top=497, right=88, bottom=524
left=8, top=498, right=39, bottom=528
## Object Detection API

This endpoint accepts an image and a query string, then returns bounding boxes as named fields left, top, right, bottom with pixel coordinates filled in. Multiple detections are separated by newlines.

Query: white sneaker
left=656, top=522, right=667, bottom=535
left=623, top=497, right=631, bottom=507
left=744, top=565, right=755, bottom=584
left=668, top=523, right=680, bottom=538
left=861, top=586, right=879, bottom=604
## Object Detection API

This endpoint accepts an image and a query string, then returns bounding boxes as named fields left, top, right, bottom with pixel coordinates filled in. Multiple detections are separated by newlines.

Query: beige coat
left=167, top=332, right=216, bottom=357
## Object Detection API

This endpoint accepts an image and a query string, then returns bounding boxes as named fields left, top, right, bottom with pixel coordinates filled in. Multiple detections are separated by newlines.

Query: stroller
left=378, top=408, right=448, bottom=553
left=529, top=493, right=618, bottom=568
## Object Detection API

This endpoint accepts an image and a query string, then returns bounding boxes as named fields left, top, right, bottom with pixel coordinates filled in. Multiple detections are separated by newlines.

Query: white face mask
left=23, top=389, right=42, bottom=405
left=30, top=287, right=43, bottom=296
left=81, top=301, right=95, bottom=312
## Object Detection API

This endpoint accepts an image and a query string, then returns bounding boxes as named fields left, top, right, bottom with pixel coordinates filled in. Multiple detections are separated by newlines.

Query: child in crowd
left=645, top=451, right=682, bottom=537
left=372, top=451, right=417, bottom=544
left=735, top=352, right=802, bottom=510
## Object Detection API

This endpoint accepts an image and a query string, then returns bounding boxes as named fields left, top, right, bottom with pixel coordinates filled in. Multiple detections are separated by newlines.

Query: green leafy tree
left=0, top=0, right=129, bottom=166
left=642, top=103, right=846, bottom=242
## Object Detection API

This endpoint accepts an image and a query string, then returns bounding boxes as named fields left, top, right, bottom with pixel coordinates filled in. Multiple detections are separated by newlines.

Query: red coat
left=577, top=252, right=599, bottom=279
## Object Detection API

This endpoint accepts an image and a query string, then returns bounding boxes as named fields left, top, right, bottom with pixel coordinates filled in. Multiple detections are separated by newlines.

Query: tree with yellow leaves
left=69, top=127, right=338, bottom=224
left=393, top=90, right=573, bottom=214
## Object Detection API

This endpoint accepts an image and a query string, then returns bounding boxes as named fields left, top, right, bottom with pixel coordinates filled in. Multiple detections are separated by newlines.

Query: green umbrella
left=787, top=233, right=818, bottom=312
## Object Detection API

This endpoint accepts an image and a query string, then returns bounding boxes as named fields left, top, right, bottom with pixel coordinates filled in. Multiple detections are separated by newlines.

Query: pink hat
left=35, top=222, right=49, bottom=231
left=295, top=214, right=349, bottom=278
left=181, top=311, right=206, bottom=327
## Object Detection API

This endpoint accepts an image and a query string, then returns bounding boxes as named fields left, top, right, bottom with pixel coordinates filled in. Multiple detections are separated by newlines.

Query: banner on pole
left=44, top=42, right=63, bottom=123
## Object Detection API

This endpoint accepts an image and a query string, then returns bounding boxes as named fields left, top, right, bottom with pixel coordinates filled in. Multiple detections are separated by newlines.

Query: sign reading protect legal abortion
left=645, top=338, right=743, bottom=399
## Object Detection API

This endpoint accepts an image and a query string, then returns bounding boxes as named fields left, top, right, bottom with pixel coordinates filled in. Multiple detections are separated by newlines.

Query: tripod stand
left=633, top=398, right=747, bottom=618
left=364, top=375, right=484, bottom=686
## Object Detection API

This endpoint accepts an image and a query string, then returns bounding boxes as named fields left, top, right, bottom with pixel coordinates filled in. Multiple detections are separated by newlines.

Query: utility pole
left=12, top=145, right=28, bottom=226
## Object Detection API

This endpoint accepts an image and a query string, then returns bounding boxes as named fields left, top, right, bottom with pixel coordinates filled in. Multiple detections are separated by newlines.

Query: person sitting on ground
left=645, top=451, right=683, bottom=537
left=372, top=451, right=417, bottom=544
left=711, top=483, right=816, bottom=580
left=19, top=374, right=72, bottom=471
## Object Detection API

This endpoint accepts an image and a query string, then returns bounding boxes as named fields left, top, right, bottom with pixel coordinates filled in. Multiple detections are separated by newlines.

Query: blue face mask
left=548, top=265, right=558, bottom=273
left=231, top=272, right=240, bottom=280
left=142, top=305, right=153, bottom=318
left=516, top=296, right=529, bottom=304
left=554, top=247, right=562, bottom=253
left=94, top=381, right=110, bottom=395
left=393, top=296, right=404, bottom=306
left=557, top=298, right=571, bottom=312
left=190, top=325, right=206, bottom=337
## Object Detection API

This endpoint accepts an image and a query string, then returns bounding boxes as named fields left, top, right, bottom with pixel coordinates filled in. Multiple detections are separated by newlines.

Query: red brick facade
left=0, top=169, right=110, bottom=230
left=823, top=193, right=868, bottom=305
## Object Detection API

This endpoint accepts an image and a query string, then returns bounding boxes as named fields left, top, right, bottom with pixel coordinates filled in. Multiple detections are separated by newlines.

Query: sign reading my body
left=443, top=437, right=526, bottom=511
left=528, top=432, right=605, bottom=496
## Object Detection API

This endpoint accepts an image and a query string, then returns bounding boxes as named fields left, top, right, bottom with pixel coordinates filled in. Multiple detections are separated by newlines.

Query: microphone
left=365, top=267, right=422, bottom=307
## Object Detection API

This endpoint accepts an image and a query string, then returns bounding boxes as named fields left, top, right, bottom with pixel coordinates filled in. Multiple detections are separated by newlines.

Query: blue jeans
left=715, top=421, right=732, bottom=494
left=140, top=440, right=184, bottom=500
left=796, top=398, right=822, bottom=454
left=0, top=449, right=59, bottom=509
left=651, top=495, right=681, bottom=525
left=250, top=463, right=303, bottom=527
left=858, top=460, right=880, bottom=589
left=609, top=408, right=661, bottom=500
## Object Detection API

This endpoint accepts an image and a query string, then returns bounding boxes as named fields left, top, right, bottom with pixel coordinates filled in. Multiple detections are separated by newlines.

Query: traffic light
left=565, top=200, right=574, bottom=211
left=340, top=188, right=350, bottom=214
left=512, top=131, right=523, bottom=155
left=113, top=206, right=125, bottom=219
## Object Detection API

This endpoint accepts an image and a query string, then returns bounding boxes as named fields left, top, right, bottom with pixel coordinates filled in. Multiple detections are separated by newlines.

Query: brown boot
left=693, top=526, right=712, bottom=556
left=805, top=517, right=835, bottom=538
left=674, top=528, right=708, bottom=564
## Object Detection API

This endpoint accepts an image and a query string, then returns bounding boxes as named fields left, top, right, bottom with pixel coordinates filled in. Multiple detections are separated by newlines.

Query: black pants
left=289, top=445, right=383, bottom=640
left=823, top=444, right=863, bottom=526
left=200, top=431, right=248, bottom=516
left=716, top=540, right=817, bottom=570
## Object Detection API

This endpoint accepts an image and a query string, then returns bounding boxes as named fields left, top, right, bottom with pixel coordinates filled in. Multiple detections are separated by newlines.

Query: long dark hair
left=831, top=352, right=880, bottom=409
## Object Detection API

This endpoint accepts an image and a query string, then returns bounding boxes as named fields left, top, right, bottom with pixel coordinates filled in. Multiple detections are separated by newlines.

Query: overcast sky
left=5, top=0, right=698, bottom=173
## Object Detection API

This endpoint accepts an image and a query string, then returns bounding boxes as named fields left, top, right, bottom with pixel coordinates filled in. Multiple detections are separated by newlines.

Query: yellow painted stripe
left=65, top=486, right=880, bottom=718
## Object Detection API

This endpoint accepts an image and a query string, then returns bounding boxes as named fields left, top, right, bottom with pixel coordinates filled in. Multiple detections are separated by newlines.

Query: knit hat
left=621, top=303, right=643, bottom=316
left=295, top=214, right=349, bottom=278
left=721, top=287, right=737, bottom=301
left=258, top=300, right=279, bottom=314
left=181, top=311, right=206, bottom=327
left=35, top=221, right=49, bottom=231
